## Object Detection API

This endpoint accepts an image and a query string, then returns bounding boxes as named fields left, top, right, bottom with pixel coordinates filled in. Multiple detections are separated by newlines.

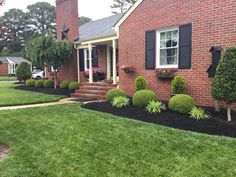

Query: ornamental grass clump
left=146, top=101, right=166, bottom=114
left=212, top=46, right=236, bottom=121
left=112, top=96, right=130, bottom=108
left=135, top=76, right=147, bottom=91
left=189, top=107, right=211, bottom=120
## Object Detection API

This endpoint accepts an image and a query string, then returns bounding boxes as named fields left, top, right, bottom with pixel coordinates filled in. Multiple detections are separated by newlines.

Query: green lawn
left=0, top=104, right=236, bottom=177
left=0, top=76, right=17, bottom=81
left=0, top=82, right=64, bottom=106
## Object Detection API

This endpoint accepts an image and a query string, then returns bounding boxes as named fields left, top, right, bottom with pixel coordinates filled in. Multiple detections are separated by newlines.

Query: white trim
left=156, top=27, right=179, bottom=69
left=76, top=49, right=80, bottom=83
left=75, top=36, right=118, bottom=45
left=114, top=0, right=143, bottom=32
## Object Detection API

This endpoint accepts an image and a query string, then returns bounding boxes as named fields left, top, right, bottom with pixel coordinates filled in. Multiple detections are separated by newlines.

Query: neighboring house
left=0, top=57, right=32, bottom=76
left=54, top=0, right=236, bottom=109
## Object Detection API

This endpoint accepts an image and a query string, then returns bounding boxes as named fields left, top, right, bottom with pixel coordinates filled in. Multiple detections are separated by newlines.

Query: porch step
left=72, top=82, right=118, bottom=100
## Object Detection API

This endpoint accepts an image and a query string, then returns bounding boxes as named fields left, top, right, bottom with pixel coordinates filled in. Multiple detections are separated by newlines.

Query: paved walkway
left=0, top=98, right=78, bottom=111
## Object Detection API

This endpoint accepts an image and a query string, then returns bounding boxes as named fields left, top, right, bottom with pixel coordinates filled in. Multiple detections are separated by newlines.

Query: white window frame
left=156, top=27, right=179, bottom=69
left=84, top=47, right=96, bottom=70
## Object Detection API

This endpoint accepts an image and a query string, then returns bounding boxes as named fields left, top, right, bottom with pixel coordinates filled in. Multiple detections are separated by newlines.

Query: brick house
left=55, top=0, right=236, bottom=108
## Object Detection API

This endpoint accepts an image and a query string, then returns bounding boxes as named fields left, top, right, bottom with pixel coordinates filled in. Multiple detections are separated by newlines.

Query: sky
left=0, top=0, right=114, bottom=20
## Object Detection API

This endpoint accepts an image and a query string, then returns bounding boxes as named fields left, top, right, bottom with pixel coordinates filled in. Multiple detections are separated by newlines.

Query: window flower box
left=121, top=65, right=136, bottom=74
left=156, top=69, right=176, bottom=80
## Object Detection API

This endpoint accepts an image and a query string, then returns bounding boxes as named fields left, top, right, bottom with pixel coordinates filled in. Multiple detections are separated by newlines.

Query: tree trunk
left=54, top=71, right=57, bottom=89
left=215, top=100, right=220, bottom=112
left=227, top=106, right=232, bottom=122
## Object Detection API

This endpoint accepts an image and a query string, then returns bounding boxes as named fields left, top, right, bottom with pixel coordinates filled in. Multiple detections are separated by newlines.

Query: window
left=84, top=47, right=97, bottom=70
left=156, top=28, right=179, bottom=68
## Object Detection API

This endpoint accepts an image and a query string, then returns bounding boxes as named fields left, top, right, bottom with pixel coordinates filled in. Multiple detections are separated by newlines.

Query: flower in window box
left=156, top=69, right=176, bottom=80
left=120, top=65, right=136, bottom=74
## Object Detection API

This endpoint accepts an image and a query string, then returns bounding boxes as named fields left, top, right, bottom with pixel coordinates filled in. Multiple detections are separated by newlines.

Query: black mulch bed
left=82, top=102, right=236, bottom=138
left=15, top=85, right=74, bottom=97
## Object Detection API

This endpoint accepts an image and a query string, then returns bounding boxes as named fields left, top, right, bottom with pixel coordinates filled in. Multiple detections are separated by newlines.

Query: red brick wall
left=119, top=0, right=236, bottom=109
left=0, top=63, right=8, bottom=76
left=53, top=0, right=79, bottom=82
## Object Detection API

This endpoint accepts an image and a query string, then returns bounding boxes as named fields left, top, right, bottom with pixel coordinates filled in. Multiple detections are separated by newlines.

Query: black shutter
left=79, top=49, right=85, bottom=72
left=92, top=47, right=98, bottom=67
left=179, top=23, right=192, bottom=69
left=145, top=30, right=156, bottom=70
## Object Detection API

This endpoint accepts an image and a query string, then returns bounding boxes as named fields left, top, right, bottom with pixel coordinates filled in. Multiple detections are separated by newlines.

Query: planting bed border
left=82, top=102, right=236, bottom=138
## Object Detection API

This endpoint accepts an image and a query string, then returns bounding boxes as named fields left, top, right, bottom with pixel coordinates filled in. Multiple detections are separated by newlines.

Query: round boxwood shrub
left=171, top=76, right=186, bottom=94
left=132, top=90, right=157, bottom=108
left=26, top=79, right=36, bottom=87
left=106, top=88, right=126, bottom=102
left=35, top=80, right=44, bottom=88
left=43, top=80, right=54, bottom=88
left=69, top=82, right=80, bottom=90
left=135, top=76, right=147, bottom=91
left=60, top=80, right=71, bottom=89
left=168, top=94, right=195, bottom=114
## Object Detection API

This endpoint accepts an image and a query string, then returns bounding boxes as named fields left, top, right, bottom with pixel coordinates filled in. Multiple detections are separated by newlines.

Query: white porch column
left=88, top=43, right=93, bottom=83
left=106, top=46, right=111, bottom=80
left=76, top=49, right=80, bottom=83
left=112, top=39, right=117, bottom=84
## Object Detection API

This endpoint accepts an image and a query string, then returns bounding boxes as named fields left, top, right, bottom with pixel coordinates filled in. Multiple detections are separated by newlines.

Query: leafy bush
left=60, top=80, right=70, bottom=89
left=112, top=96, right=130, bottom=108
left=146, top=101, right=166, bottom=114
left=135, top=76, right=147, bottom=91
left=171, top=76, right=186, bottom=94
left=106, top=88, right=126, bottom=102
left=168, top=94, right=195, bottom=114
left=212, top=46, right=236, bottom=121
left=26, top=79, right=36, bottom=87
left=132, top=90, right=157, bottom=108
left=69, top=82, right=80, bottom=90
left=43, top=80, right=54, bottom=88
left=190, top=107, right=211, bottom=120
left=16, top=62, right=32, bottom=83
left=35, top=80, right=44, bottom=88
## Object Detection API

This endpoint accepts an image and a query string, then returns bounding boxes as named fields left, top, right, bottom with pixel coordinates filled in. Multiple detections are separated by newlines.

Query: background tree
left=26, top=2, right=56, bottom=34
left=26, top=32, right=73, bottom=88
left=212, top=46, right=236, bottom=121
left=16, top=62, right=32, bottom=84
left=79, top=16, right=92, bottom=26
left=0, top=0, right=5, bottom=6
left=111, top=0, right=136, bottom=14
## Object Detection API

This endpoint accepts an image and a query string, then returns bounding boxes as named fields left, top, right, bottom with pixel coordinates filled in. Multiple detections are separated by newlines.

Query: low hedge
left=60, top=80, right=71, bottom=89
left=168, top=94, right=195, bottom=114
left=26, top=79, right=36, bottom=87
left=43, top=80, right=54, bottom=88
left=106, top=88, right=126, bottom=102
left=69, top=82, right=80, bottom=90
left=35, top=80, right=45, bottom=88
left=132, top=90, right=157, bottom=108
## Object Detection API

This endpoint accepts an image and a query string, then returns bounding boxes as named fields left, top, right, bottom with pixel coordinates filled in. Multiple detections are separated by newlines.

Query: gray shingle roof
left=76, top=14, right=123, bottom=43
left=0, top=57, right=31, bottom=64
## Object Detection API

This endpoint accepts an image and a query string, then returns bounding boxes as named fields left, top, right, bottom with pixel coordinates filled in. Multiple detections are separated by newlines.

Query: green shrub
left=146, top=101, right=166, bottom=114
left=16, top=62, right=32, bottom=83
left=171, top=76, right=186, bottom=94
left=60, top=80, right=71, bottom=89
left=168, top=94, right=195, bottom=114
left=106, top=88, right=126, bottom=102
left=26, top=79, right=36, bottom=87
left=43, top=80, right=54, bottom=88
left=35, top=80, right=44, bottom=88
left=112, top=96, right=130, bottom=108
left=68, top=82, right=80, bottom=90
left=135, top=76, right=147, bottom=91
left=132, top=90, right=157, bottom=108
left=190, top=107, right=211, bottom=120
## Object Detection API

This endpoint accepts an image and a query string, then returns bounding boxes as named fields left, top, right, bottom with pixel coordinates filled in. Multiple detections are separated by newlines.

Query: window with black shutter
left=145, top=30, right=156, bottom=70
left=79, top=49, right=85, bottom=72
left=179, top=23, right=192, bottom=69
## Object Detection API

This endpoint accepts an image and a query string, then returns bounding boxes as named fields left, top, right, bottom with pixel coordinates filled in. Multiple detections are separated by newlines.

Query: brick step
left=75, top=89, right=107, bottom=94
left=73, top=93, right=105, bottom=100
left=79, top=85, right=115, bottom=91
left=81, top=83, right=118, bottom=87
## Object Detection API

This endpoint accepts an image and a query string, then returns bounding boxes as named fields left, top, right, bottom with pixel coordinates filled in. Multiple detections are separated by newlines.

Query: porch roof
left=74, top=14, right=122, bottom=44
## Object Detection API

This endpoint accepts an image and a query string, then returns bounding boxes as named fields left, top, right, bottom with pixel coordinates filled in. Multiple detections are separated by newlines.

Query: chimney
left=56, top=0, right=79, bottom=41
